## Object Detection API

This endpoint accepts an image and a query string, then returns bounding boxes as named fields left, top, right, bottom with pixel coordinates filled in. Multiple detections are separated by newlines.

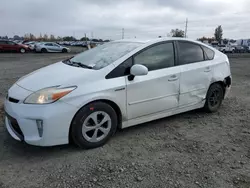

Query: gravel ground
left=0, top=53, right=250, bottom=188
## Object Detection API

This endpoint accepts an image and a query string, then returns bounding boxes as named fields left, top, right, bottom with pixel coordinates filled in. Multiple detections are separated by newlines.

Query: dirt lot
left=0, top=53, right=250, bottom=188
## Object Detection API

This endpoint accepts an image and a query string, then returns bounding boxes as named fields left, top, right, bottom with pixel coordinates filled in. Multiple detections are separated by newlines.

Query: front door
left=177, top=41, right=212, bottom=107
left=52, top=43, right=62, bottom=52
left=126, top=42, right=180, bottom=120
left=44, top=43, right=54, bottom=52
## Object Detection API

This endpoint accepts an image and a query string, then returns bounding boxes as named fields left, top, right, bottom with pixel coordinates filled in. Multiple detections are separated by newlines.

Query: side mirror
left=128, top=64, right=148, bottom=81
left=130, top=64, right=148, bottom=76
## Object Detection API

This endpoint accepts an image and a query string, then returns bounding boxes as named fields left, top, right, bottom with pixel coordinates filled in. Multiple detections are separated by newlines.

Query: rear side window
left=7, top=41, right=15, bottom=45
left=202, top=46, right=215, bottom=60
left=134, top=42, right=175, bottom=71
left=178, top=41, right=204, bottom=65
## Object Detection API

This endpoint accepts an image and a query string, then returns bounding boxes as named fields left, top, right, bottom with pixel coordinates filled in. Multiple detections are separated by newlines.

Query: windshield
left=70, top=42, right=142, bottom=70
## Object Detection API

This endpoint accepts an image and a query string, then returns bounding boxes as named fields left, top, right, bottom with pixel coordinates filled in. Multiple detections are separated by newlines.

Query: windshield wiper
left=71, top=61, right=93, bottom=69
left=63, top=59, right=93, bottom=69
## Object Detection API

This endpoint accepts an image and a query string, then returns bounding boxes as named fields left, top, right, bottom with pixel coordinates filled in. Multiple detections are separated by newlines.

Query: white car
left=24, top=41, right=37, bottom=50
left=35, top=42, right=70, bottom=53
left=219, top=45, right=235, bottom=53
left=4, top=38, right=232, bottom=149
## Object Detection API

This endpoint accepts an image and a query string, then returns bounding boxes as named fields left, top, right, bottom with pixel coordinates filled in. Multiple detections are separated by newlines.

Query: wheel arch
left=209, top=76, right=231, bottom=98
left=68, top=99, right=122, bottom=143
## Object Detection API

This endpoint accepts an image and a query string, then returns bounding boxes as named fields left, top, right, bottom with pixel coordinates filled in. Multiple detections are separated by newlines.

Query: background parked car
left=218, top=45, right=235, bottom=53
left=23, top=41, right=37, bottom=51
left=0, top=40, right=29, bottom=53
left=35, top=42, right=70, bottom=53
left=235, top=45, right=245, bottom=53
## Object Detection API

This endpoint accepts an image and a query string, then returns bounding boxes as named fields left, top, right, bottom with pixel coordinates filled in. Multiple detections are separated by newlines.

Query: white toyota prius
left=4, top=38, right=232, bottom=149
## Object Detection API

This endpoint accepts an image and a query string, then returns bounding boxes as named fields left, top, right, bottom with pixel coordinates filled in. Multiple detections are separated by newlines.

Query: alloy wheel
left=82, top=111, right=112, bottom=143
left=209, top=89, right=222, bottom=107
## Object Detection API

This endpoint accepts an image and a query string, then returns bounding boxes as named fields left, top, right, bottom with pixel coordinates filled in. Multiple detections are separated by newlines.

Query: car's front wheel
left=41, top=48, right=47, bottom=53
left=20, top=48, right=26, bottom=53
left=71, top=102, right=118, bottom=149
left=204, top=83, right=224, bottom=113
left=62, top=48, right=68, bottom=53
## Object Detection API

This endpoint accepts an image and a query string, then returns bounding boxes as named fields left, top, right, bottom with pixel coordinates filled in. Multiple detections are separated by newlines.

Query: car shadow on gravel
left=0, top=107, right=205, bottom=160
left=0, top=135, right=81, bottom=161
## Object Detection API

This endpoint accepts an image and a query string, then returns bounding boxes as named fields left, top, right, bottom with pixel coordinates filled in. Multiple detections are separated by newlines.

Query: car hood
left=19, top=44, right=29, bottom=48
left=16, top=62, right=95, bottom=91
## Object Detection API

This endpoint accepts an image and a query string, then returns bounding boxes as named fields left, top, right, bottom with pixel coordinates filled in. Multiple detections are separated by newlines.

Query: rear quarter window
left=202, top=46, right=215, bottom=60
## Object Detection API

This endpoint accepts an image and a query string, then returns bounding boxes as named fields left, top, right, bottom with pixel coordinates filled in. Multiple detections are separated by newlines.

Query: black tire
left=71, top=102, right=118, bottom=149
left=20, top=48, right=26, bottom=53
left=204, top=83, right=224, bottom=113
left=41, top=48, right=47, bottom=53
left=62, top=48, right=67, bottom=53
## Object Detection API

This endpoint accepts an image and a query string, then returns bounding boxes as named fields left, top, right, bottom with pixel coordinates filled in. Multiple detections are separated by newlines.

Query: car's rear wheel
left=204, top=83, right=224, bottom=113
left=62, top=48, right=68, bottom=53
left=71, top=102, right=117, bottom=149
left=41, top=48, right=47, bottom=53
left=20, top=48, right=26, bottom=53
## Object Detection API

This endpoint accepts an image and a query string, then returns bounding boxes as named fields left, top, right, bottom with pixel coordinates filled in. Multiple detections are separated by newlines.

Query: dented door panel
left=179, top=61, right=212, bottom=107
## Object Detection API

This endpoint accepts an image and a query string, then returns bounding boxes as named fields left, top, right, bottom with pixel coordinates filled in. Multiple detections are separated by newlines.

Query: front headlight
left=24, top=86, right=76, bottom=104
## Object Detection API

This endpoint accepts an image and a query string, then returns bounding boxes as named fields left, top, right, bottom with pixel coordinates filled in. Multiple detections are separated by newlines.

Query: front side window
left=178, top=42, right=204, bottom=65
left=53, top=43, right=60, bottom=47
left=134, top=42, right=175, bottom=71
left=70, top=42, right=142, bottom=70
left=45, top=43, right=53, bottom=46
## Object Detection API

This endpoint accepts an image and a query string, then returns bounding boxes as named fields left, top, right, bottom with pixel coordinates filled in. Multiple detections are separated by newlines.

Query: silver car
left=35, top=42, right=70, bottom=53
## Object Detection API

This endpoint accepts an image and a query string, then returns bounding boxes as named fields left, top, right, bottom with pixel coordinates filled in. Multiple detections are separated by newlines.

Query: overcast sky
left=0, top=0, right=249, bottom=40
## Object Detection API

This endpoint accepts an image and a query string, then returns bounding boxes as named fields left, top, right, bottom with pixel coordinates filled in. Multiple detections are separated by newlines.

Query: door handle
left=168, top=75, right=178, bottom=81
left=204, top=67, right=211, bottom=72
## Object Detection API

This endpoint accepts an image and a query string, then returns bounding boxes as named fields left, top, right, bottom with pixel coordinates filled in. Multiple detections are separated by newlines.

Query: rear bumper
left=224, top=85, right=231, bottom=98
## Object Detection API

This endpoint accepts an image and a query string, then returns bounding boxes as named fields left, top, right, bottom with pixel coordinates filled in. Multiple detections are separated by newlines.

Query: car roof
left=114, top=37, right=205, bottom=45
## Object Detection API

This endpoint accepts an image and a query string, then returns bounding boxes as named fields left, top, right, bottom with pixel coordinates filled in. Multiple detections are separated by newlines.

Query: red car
left=0, top=40, right=30, bottom=53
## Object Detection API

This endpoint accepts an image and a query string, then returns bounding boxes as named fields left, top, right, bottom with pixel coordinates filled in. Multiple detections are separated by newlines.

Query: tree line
left=0, top=33, right=110, bottom=42
left=1, top=26, right=226, bottom=43
left=166, top=25, right=227, bottom=44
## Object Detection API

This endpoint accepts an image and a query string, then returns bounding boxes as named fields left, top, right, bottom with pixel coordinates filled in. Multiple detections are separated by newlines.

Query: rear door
left=176, top=41, right=213, bottom=107
left=0, top=41, right=7, bottom=51
left=126, top=42, right=180, bottom=120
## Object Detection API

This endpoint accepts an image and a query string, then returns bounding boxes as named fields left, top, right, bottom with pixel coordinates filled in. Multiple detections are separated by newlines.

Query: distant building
left=236, top=39, right=250, bottom=46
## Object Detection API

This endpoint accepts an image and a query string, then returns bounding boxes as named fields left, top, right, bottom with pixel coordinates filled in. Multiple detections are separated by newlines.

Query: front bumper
left=4, top=98, right=79, bottom=146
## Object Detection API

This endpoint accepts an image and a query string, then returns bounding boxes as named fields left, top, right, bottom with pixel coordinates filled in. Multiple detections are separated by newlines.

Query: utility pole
left=91, top=31, right=93, bottom=39
left=85, top=33, right=90, bottom=49
left=84, top=33, right=87, bottom=42
left=185, top=18, right=188, bottom=38
left=122, top=28, right=124, bottom=39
